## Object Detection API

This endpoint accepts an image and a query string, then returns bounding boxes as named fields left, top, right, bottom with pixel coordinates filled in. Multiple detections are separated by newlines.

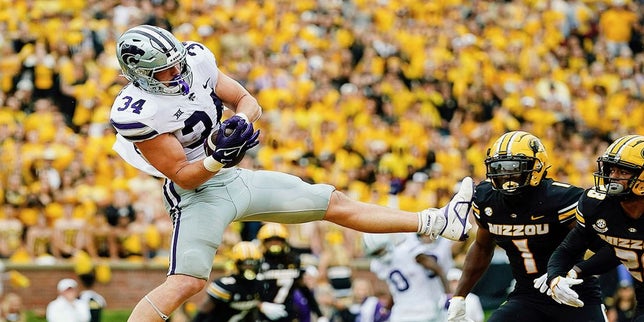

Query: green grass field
left=24, top=308, right=495, bottom=321
left=27, top=310, right=492, bottom=322
left=25, top=310, right=131, bottom=322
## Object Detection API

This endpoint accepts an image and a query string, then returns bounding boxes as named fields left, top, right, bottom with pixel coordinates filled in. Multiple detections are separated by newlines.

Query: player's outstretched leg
left=418, top=177, right=473, bottom=241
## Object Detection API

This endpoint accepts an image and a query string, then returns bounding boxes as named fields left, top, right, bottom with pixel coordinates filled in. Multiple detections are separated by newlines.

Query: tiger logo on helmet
left=593, top=135, right=644, bottom=197
left=485, top=131, right=551, bottom=195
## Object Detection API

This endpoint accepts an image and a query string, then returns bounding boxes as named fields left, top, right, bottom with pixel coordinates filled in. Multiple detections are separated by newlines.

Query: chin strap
left=144, top=295, right=169, bottom=321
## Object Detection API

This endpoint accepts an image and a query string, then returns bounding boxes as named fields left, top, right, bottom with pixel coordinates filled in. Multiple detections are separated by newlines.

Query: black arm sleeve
left=573, top=245, right=621, bottom=278
left=547, top=225, right=593, bottom=284
left=192, top=312, right=211, bottom=322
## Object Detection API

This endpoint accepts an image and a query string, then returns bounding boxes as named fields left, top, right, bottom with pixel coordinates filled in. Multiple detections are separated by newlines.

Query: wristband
left=235, top=113, right=250, bottom=123
left=203, top=156, right=224, bottom=172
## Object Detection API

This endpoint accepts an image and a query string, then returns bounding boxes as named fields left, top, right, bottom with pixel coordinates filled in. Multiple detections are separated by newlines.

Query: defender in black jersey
left=448, top=131, right=606, bottom=322
left=193, top=241, right=287, bottom=322
left=548, top=135, right=644, bottom=321
left=257, top=223, right=325, bottom=322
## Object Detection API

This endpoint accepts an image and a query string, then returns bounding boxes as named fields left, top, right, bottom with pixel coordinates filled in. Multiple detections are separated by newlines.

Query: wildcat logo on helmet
left=120, top=43, right=146, bottom=66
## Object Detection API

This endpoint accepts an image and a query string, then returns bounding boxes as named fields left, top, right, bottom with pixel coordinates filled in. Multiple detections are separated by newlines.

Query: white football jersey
left=419, top=237, right=454, bottom=281
left=370, top=233, right=448, bottom=322
left=110, top=41, right=227, bottom=177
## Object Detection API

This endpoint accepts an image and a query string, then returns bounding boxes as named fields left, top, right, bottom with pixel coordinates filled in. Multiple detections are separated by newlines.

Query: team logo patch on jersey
left=484, top=207, right=493, bottom=216
left=174, top=109, right=184, bottom=119
left=592, top=219, right=608, bottom=233
left=629, top=227, right=637, bottom=233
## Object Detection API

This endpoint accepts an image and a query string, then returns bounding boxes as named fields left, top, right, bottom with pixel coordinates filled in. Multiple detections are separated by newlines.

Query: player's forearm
left=547, top=226, right=591, bottom=283
left=439, top=272, right=452, bottom=294
left=454, top=241, right=493, bottom=297
left=136, top=134, right=217, bottom=189
left=573, top=245, right=621, bottom=278
left=170, top=160, right=217, bottom=190
left=233, top=95, right=262, bottom=123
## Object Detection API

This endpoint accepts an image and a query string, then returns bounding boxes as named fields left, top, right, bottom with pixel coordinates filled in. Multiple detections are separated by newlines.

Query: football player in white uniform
left=363, top=233, right=452, bottom=322
left=110, top=25, right=475, bottom=322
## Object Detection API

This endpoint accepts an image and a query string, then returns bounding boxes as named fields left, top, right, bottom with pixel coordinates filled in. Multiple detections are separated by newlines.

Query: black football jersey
left=575, top=189, right=644, bottom=302
left=259, top=253, right=302, bottom=322
left=205, top=275, right=264, bottom=322
left=473, top=178, right=600, bottom=303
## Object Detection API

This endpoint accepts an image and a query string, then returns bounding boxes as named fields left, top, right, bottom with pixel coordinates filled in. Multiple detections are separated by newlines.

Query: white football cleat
left=419, top=177, right=473, bottom=241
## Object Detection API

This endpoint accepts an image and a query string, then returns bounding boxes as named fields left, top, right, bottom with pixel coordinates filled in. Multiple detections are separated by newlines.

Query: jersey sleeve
left=471, top=199, right=491, bottom=232
left=547, top=192, right=614, bottom=282
left=471, top=201, right=484, bottom=226
left=547, top=225, right=590, bottom=282
left=110, top=86, right=165, bottom=143
left=471, top=181, right=492, bottom=229
left=206, top=277, right=236, bottom=303
left=574, top=245, right=621, bottom=278
left=549, top=181, right=584, bottom=224
left=575, top=190, right=594, bottom=229
left=183, top=41, right=219, bottom=88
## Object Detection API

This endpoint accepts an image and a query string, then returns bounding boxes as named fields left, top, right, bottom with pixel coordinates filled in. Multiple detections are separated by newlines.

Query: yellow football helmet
left=485, top=131, right=551, bottom=194
left=257, top=223, right=290, bottom=255
left=256, top=223, right=289, bottom=242
left=231, top=241, right=263, bottom=262
left=594, top=135, right=644, bottom=197
left=230, top=241, right=262, bottom=280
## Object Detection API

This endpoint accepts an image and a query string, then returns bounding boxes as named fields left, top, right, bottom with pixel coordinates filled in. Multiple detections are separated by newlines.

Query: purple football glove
left=204, top=116, right=260, bottom=167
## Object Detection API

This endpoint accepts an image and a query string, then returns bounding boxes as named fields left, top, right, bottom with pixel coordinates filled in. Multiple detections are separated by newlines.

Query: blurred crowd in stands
left=0, top=0, right=643, bottom=319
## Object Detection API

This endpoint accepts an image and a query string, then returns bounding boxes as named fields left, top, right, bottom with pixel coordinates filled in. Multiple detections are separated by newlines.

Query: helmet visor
left=486, top=160, right=533, bottom=194
left=487, top=160, right=523, bottom=175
